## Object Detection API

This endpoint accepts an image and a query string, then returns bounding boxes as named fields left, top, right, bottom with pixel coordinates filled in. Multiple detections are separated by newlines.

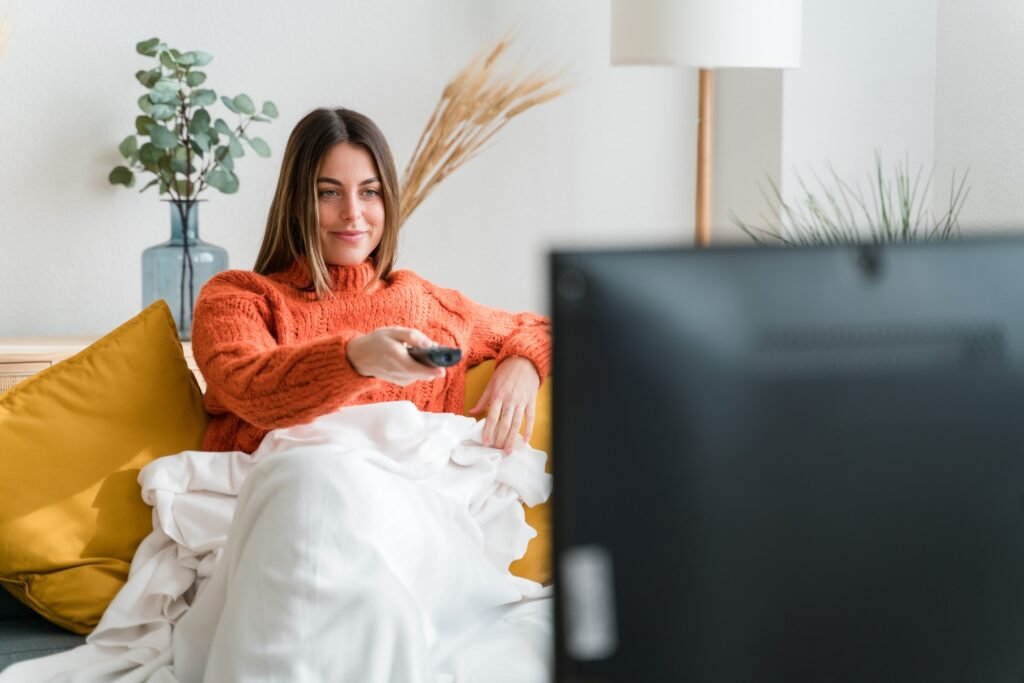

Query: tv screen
left=551, top=239, right=1024, bottom=682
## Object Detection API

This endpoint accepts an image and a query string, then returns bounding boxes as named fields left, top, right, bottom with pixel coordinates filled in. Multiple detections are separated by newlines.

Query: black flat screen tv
left=551, top=239, right=1024, bottom=682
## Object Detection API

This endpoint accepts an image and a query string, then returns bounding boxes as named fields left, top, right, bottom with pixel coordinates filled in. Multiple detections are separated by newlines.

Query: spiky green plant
left=733, top=153, right=970, bottom=246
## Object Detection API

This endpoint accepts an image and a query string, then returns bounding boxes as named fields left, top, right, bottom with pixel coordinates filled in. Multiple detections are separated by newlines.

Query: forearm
left=192, top=290, right=384, bottom=430
left=469, top=308, right=552, bottom=379
left=199, top=332, right=384, bottom=430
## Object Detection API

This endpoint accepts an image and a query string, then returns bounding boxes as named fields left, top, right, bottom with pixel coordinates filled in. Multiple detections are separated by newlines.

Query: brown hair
left=253, top=107, right=401, bottom=297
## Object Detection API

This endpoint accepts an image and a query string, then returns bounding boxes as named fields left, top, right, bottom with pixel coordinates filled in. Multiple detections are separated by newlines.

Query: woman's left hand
left=468, top=357, right=541, bottom=455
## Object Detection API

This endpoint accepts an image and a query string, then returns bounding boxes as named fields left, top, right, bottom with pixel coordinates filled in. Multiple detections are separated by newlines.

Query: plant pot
left=142, top=200, right=228, bottom=340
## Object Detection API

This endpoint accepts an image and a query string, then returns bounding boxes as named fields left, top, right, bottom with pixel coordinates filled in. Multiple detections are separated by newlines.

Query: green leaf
left=169, top=48, right=182, bottom=60
left=148, top=88, right=178, bottom=108
left=214, top=118, right=232, bottom=136
left=169, top=150, right=189, bottom=174
left=214, top=146, right=234, bottom=171
left=147, top=90, right=176, bottom=106
left=160, top=51, right=177, bottom=69
left=118, top=135, right=138, bottom=160
left=206, top=168, right=239, bottom=194
left=169, top=157, right=189, bottom=174
left=232, top=94, right=255, bottom=115
left=135, top=115, right=156, bottom=135
left=108, top=166, right=134, bottom=187
left=228, top=134, right=244, bottom=158
left=193, top=131, right=211, bottom=153
left=190, top=88, right=216, bottom=107
left=139, top=142, right=161, bottom=170
left=149, top=78, right=179, bottom=104
left=138, top=178, right=160, bottom=193
left=206, top=126, right=220, bottom=146
left=220, top=95, right=239, bottom=114
left=183, top=50, right=213, bottom=67
left=247, top=136, right=271, bottom=158
left=186, top=71, right=207, bottom=87
left=149, top=124, right=178, bottom=150
left=175, top=179, right=192, bottom=196
left=149, top=104, right=176, bottom=121
left=250, top=116, right=271, bottom=123
left=152, top=78, right=177, bottom=93
left=137, top=94, right=153, bottom=114
left=135, top=68, right=161, bottom=88
left=189, top=108, right=211, bottom=133
left=136, top=38, right=161, bottom=56
left=262, top=101, right=279, bottom=119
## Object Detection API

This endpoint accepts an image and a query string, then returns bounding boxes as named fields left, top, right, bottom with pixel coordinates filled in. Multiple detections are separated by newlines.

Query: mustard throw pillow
left=0, top=301, right=209, bottom=634
left=463, top=360, right=552, bottom=585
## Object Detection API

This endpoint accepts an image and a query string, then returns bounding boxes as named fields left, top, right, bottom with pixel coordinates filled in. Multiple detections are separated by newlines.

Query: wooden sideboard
left=0, top=338, right=203, bottom=393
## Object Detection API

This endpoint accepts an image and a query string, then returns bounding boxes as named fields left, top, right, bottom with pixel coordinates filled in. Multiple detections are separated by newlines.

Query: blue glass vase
left=142, top=200, right=228, bottom=341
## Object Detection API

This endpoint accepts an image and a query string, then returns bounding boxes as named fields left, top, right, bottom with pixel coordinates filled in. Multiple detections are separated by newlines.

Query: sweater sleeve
left=191, top=273, right=385, bottom=430
left=429, top=283, right=552, bottom=379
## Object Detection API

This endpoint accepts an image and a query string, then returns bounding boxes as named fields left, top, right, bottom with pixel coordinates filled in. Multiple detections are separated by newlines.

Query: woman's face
left=316, top=142, right=385, bottom=266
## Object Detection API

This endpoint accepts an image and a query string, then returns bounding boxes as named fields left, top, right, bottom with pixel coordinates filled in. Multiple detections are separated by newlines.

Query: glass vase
left=142, top=200, right=228, bottom=341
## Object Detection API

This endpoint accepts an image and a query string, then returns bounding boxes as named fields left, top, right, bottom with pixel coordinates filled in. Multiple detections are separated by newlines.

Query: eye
left=318, top=188, right=338, bottom=199
left=361, top=188, right=381, bottom=199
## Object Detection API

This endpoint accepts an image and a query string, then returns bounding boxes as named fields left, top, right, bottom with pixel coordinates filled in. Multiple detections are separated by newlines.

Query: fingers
left=483, top=401, right=525, bottom=454
left=350, top=327, right=460, bottom=386
left=482, top=400, right=502, bottom=448
left=386, top=327, right=436, bottom=349
left=499, top=404, right=526, bottom=454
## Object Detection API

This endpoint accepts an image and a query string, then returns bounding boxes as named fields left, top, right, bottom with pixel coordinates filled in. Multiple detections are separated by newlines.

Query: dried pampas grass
left=399, top=36, right=567, bottom=227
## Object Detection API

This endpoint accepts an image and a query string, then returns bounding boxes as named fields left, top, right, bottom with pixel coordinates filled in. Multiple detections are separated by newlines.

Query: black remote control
left=408, top=345, right=463, bottom=368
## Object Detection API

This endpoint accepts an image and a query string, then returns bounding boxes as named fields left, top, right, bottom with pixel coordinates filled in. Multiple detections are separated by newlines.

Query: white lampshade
left=611, top=0, right=802, bottom=69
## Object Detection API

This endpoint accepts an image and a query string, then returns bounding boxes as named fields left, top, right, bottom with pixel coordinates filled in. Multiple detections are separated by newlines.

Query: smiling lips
left=331, top=230, right=366, bottom=243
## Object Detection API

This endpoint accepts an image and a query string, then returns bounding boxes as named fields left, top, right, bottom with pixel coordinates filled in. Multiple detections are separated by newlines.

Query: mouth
left=330, top=231, right=367, bottom=243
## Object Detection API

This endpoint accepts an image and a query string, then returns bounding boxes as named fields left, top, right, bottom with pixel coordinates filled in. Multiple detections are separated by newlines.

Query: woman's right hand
left=346, top=327, right=447, bottom=386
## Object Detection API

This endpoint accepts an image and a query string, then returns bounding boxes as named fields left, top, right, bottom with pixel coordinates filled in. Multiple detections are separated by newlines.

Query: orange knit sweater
left=191, top=258, right=552, bottom=454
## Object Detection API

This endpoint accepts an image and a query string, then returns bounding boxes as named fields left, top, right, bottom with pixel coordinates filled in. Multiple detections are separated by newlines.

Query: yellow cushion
left=463, top=360, right=551, bottom=585
left=0, top=301, right=209, bottom=634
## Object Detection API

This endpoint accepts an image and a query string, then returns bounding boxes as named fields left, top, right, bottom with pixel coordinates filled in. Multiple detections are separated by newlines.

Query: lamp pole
left=610, top=0, right=802, bottom=249
left=695, top=69, right=713, bottom=248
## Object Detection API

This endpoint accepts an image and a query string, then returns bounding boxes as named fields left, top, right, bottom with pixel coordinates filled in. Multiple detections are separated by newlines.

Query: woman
left=192, top=107, right=550, bottom=457
left=182, top=107, right=553, bottom=681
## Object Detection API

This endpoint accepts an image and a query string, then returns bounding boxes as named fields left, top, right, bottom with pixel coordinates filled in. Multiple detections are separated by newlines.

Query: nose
left=339, top=192, right=361, bottom=223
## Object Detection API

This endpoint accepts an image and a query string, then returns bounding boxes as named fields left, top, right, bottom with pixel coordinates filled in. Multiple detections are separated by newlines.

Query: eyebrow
left=316, top=176, right=381, bottom=187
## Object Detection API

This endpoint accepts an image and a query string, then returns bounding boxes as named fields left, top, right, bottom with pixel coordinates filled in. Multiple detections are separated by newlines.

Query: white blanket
left=1, top=401, right=553, bottom=682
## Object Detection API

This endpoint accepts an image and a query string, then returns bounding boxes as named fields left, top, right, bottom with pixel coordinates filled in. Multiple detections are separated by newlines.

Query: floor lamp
left=611, top=0, right=802, bottom=247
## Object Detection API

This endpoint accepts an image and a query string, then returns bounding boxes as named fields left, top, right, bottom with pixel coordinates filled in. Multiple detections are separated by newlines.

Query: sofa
left=0, top=301, right=552, bottom=673
left=0, top=590, right=85, bottom=671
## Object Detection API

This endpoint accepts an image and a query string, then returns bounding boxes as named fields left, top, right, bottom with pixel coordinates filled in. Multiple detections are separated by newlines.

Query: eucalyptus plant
left=109, top=36, right=277, bottom=198
left=109, top=37, right=277, bottom=331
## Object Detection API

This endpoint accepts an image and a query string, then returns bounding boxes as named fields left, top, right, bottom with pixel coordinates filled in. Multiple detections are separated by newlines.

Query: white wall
left=4, top=1, right=1024, bottom=337
left=935, top=0, right=1024, bottom=232
left=780, top=0, right=937, bottom=197
left=715, top=0, right=939, bottom=244
left=712, top=69, right=784, bottom=242
left=0, top=0, right=692, bottom=336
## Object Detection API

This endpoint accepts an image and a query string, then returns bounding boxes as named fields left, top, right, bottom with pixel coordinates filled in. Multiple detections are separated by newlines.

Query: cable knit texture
left=191, top=258, right=552, bottom=454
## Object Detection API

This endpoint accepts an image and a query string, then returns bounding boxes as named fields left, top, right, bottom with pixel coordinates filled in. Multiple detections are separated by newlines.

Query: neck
left=280, top=258, right=379, bottom=293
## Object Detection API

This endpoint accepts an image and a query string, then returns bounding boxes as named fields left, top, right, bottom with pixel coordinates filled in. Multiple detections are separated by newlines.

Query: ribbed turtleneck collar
left=277, top=258, right=379, bottom=293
